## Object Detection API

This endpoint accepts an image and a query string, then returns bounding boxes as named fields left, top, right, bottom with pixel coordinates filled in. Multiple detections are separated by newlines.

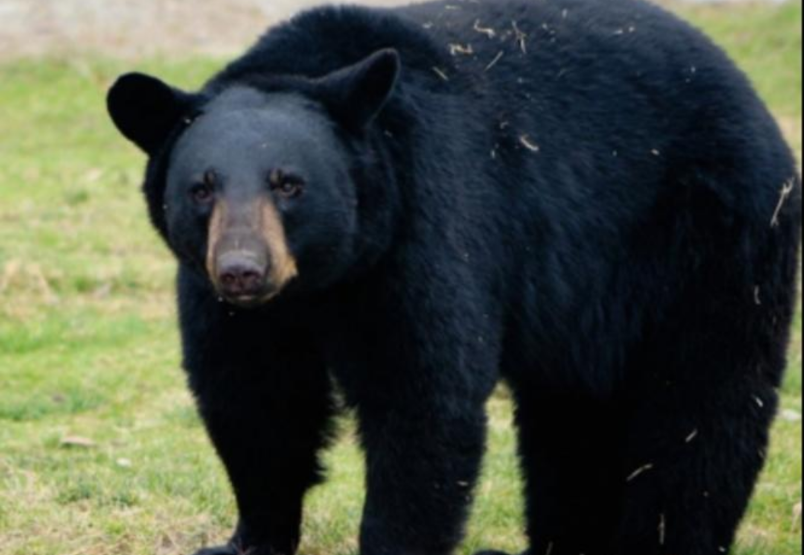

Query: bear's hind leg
left=614, top=269, right=793, bottom=554
left=614, top=375, right=777, bottom=555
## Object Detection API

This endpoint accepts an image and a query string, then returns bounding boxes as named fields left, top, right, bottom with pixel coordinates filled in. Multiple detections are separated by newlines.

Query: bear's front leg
left=357, top=392, right=488, bottom=555
left=180, top=281, right=335, bottom=555
left=187, top=333, right=334, bottom=555
left=340, top=261, right=500, bottom=555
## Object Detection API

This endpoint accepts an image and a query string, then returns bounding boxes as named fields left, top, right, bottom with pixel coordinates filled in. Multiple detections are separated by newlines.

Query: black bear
left=106, top=0, right=802, bottom=553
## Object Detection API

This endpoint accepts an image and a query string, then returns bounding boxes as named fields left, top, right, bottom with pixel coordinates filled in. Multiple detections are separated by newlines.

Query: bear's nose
left=217, top=255, right=267, bottom=299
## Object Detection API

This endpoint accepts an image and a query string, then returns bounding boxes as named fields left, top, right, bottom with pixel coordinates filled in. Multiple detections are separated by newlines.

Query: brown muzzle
left=206, top=197, right=298, bottom=306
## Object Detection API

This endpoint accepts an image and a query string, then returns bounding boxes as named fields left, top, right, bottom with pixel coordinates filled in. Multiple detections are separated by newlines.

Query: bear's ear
left=315, top=49, right=401, bottom=131
left=107, top=72, right=195, bottom=155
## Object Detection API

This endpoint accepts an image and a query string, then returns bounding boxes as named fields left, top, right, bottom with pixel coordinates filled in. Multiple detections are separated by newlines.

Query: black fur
left=106, top=0, right=802, bottom=554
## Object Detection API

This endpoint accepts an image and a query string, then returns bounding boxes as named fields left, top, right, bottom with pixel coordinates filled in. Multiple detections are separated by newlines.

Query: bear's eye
left=190, top=183, right=214, bottom=204
left=190, top=170, right=217, bottom=205
left=270, top=171, right=305, bottom=199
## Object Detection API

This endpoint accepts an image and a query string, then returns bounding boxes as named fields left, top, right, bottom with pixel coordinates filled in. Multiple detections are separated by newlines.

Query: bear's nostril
left=240, top=270, right=261, bottom=289
left=217, top=261, right=266, bottom=297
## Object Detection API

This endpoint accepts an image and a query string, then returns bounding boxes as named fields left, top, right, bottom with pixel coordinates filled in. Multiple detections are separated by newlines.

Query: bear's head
left=107, top=50, right=400, bottom=308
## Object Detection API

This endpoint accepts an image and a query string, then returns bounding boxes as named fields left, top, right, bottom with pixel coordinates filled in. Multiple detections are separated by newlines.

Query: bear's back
left=207, top=0, right=794, bottom=229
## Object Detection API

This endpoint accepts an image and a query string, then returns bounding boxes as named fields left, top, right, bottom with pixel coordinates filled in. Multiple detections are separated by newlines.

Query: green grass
left=0, top=3, right=801, bottom=554
left=677, top=1, right=803, bottom=119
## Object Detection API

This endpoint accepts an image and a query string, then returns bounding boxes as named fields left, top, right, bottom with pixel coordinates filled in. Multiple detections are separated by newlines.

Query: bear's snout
left=217, top=251, right=269, bottom=303
left=206, top=196, right=298, bottom=307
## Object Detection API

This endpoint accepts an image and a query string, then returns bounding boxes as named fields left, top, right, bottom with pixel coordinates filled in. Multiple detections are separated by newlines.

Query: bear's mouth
left=221, top=288, right=281, bottom=309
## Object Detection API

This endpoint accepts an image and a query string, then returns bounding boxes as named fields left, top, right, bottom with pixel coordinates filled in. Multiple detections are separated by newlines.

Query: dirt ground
left=1, top=0, right=784, bottom=61
left=0, top=0, right=412, bottom=60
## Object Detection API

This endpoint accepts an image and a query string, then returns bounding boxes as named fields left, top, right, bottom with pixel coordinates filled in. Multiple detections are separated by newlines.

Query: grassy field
left=0, top=2, right=801, bottom=554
